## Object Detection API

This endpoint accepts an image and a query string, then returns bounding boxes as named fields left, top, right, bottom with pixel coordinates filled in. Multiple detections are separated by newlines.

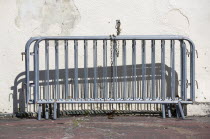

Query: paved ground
left=0, top=116, right=210, bottom=139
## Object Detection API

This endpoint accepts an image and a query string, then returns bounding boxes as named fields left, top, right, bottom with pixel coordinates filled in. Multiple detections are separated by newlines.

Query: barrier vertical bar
left=84, top=40, right=88, bottom=99
left=171, top=40, right=175, bottom=100
left=132, top=40, right=136, bottom=100
left=180, top=41, right=183, bottom=100
left=182, top=41, right=187, bottom=101
left=37, top=45, right=40, bottom=100
left=64, top=40, right=69, bottom=99
left=169, top=40, right=175, bottom=118
left=142, top=40, right=146, bottom=100
left=25, top=41, right=31, bottom=104
left=45, top=40, right=49, bottom=100
left=74, top=40, right=78, bottom=99
left=34, top=43, right=39, bottom=102
left=45, top=40, right=49, bottom=119
left=103, top=40, right=108, bottom=100
left=161, top=40, right=165, bottom=100
left=55, top=40, right=60, bottom=99
left=151, top=40, right=156, bottom=100
left=93, top=40, right=98, bottom=99
left=122, top=40, right=127, bottom=100
left=113, top=40, right=117, bottom=100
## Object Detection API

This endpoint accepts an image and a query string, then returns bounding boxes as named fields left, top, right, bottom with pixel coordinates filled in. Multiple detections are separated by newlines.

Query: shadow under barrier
left=12, top=63, right=179, bottom=117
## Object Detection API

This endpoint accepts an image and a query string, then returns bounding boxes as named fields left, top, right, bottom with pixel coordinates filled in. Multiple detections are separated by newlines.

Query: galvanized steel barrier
left=24, top=35, right=195, bottom=120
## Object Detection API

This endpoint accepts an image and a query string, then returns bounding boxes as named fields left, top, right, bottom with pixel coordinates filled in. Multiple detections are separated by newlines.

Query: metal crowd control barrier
left=24, top=35, right=195, bottom=120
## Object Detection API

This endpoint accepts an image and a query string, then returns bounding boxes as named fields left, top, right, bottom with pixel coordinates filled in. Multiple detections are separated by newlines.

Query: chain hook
left=21, top=52, right=26, bottom=61
left=115, top=20, right=121, bottom=57
left=115, top=20, right=121, bottom=36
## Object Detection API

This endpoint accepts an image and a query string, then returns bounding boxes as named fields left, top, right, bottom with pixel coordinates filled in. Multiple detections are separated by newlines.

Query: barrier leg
left=49, top=104, right=52, bottom=119
left=162, top=104, right=166, bottom=119
left=38, top=104, right=42, bottom=120
left=167, top=104, right=172, bottom=118
left=178, top=101, right=185, bottom=119
left=53, top=102, right=57, bottom=120
left=176, top=104, right=180, bottom=118
left=57, top=103, right=60, bottom=118
left=45, top=104, right=49, bottom=120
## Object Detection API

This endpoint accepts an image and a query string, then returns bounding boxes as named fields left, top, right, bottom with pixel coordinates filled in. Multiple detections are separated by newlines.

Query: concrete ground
left=0, top=116, right=210, bottom=139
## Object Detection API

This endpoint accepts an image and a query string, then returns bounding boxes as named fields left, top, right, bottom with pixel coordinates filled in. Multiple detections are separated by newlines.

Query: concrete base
left=188, top=102, right=210, bottom=116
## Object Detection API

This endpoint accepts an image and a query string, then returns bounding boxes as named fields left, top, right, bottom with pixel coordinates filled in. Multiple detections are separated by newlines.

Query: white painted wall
left=0, top=0, right=209, bottom=115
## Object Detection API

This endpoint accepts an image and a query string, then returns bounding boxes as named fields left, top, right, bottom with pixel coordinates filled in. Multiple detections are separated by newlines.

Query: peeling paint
left=15, top=0, right=80, bottom=35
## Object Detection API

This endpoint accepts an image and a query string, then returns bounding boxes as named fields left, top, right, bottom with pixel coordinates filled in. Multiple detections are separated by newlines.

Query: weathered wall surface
left=0, top=0, right=209, bottom=116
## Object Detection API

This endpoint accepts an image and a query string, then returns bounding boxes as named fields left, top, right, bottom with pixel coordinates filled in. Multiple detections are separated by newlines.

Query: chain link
left=116, top=40, right=120, bottom=57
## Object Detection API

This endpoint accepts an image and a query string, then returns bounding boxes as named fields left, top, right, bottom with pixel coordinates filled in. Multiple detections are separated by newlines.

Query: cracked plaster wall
left=0, top=0, right=210, bottom=116
left=15, top=0, right=80, bottom=35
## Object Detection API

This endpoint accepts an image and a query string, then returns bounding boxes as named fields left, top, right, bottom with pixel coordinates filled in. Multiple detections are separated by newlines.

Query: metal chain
left=110, top=36, right=114, bottom=97
left=110, top=20, right=121, bottom=98
left=115, top=20, right=121, bottom=57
